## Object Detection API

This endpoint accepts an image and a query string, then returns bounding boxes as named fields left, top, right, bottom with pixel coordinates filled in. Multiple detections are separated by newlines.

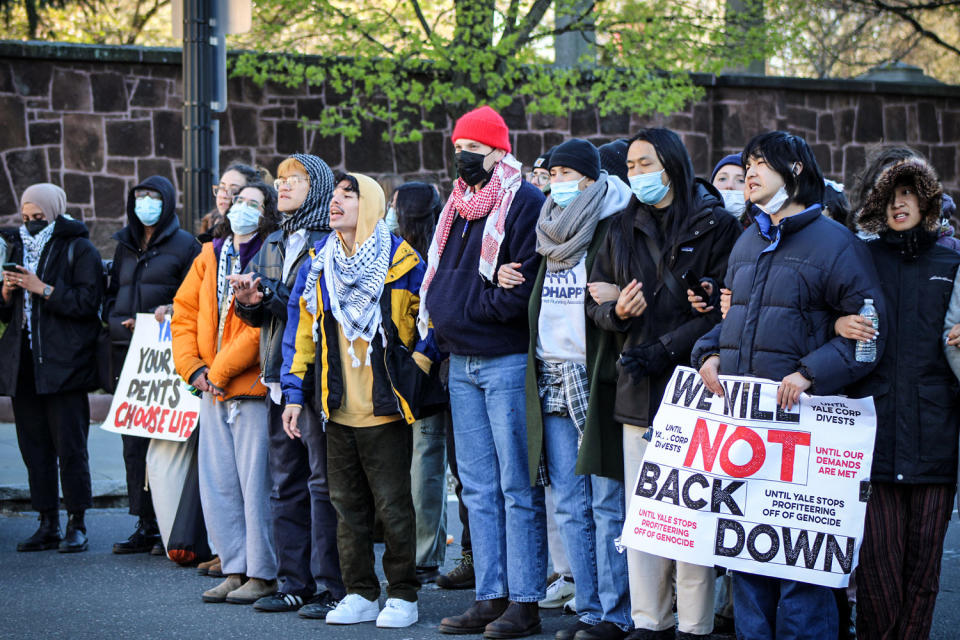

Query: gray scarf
left=536, top=172, right=608, bottom=271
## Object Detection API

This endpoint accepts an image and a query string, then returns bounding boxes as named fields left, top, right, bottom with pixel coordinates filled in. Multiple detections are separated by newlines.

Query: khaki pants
left=623, top=423, right=715, bottom=635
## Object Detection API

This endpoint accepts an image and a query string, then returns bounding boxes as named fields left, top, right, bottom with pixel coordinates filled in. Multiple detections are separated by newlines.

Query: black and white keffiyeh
left=19, top=222, right=56, bottom=340
left=216, top=238, right=241, bottom=312
left=303, top=220, right=392, bottom=367
left=280, top=154, right=335, bottom=233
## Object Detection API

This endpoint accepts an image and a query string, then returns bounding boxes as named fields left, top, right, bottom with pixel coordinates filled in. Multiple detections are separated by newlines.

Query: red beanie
left=451, top=106, right=511, bottom=153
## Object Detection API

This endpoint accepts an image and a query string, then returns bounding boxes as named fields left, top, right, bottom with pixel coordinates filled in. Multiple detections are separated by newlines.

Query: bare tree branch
left=408, top=0, right=431, bottom=38
left=869, top=0, right=960, bottom=57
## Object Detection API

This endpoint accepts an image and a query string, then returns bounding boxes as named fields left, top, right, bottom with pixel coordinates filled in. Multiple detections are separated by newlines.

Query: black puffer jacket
left=104, top=176, right=200, bottom=378
left=0, top=216, right=105, bottom=396
left=692, top=205, right=885, bottom=395
left=586, top=179, right=741, bottom=426
left=849, top=157, right=960, bottom=483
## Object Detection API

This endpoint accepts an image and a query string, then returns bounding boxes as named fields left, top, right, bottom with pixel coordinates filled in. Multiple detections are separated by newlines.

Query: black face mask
left=25, top=219, right=49, bottom=236
left=455, top=150, right=493, bottom=186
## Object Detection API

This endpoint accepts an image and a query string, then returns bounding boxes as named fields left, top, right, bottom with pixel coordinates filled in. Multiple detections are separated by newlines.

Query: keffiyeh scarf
left=280, top=154, right=335, bottom=233
left=302, top=220, right=393, bottom=367
left=417, top=153, right=523, bottom=337
left=19, top=222, right=56, bottom=342
left=216, top=238, right=242, bottom=312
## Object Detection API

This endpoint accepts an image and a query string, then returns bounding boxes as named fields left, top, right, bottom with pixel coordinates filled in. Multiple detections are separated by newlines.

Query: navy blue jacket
left=692, top=205, right=885, bottom=394
left=427, top=180, right=545, bottom=356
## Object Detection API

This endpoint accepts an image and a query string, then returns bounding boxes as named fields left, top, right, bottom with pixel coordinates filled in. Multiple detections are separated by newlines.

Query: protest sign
left=101, top=313, right=199, bottom=442
left=621, top=366, right=876, bottom=588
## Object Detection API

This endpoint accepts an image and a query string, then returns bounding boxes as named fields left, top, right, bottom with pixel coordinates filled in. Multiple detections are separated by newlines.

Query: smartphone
left=2, top=262, right=20, bottom=272
left=682, top=270, right=710, bottom=302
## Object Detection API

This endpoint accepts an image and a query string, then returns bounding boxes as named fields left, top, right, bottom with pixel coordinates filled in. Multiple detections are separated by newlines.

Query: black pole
left=182, top=0, right=217, bottom=235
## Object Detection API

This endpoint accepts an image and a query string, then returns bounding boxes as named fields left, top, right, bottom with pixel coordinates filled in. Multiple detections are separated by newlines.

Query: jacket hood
left=48, top=214, right=89, bottom=240
left=344, top=173, right=385, bottom=251
left=856, top=157, right=942, bottom=235
left=599, top=173, right=633, bottom=220
left=124, top=176, right=178, bottom=245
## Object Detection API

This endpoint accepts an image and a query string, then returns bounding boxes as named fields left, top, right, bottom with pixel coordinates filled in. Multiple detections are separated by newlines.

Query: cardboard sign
left=621, top=367, right=876, bottom=588
left=101, top=313, right=199, bottom=442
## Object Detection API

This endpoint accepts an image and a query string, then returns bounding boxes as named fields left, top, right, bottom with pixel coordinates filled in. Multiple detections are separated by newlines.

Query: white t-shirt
left=536, top=257, right=587, bottom=364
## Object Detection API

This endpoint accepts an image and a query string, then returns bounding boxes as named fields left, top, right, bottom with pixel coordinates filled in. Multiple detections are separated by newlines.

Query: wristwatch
left=42, top=285, right=52, bottom=299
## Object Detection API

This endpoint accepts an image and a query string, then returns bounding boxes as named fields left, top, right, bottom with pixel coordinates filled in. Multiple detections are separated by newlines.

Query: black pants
left=121, top=435, right=154, bottom=519
left=13, top=341, right=92, bottom=513
left=445, top=412, right=471, bottom=554
left=327, top=420, right=418, bottom=602
left=268, top=398, right=344, bottom=598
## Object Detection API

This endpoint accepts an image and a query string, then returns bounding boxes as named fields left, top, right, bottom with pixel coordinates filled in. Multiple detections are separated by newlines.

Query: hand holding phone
left=682, top=270, right=710, bottom=303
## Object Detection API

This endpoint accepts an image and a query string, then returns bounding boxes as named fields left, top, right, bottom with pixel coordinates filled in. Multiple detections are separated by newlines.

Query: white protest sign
left=621, top=366, right=876, bottom=588
left=101, top=313, right=200, bottom=442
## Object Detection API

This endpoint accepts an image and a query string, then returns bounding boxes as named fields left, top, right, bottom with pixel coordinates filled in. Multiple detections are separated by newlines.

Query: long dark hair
left=216, top=181, right=280, bottom=241
left=395, top=182, right=441, bottom=258
left=613, top=128, right=695, bottom=283
left=742, top=131, right=825, bottom=209
left=208, top=163, right=267, bottom=239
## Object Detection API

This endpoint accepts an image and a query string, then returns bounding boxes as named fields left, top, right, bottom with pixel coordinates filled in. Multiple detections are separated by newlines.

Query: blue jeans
left=449, top=353, right=547, bottom=602
left=410, top=411, right=448, bottom=568
left=732, top=572, right=838, bottom=640
left=543, top=413, right=632, bottom=631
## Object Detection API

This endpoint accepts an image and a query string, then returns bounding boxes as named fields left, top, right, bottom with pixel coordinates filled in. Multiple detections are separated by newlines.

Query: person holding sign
left=584, top=129, right=739, bottom=640
left=837, top=157, right=960, bottom=640
left=231, top=154, right=346, bottom=617
left=500, top=138, right=635, bottom=640
left=692, top=132, right=884, bottom=640
left=281, top=174, right=441, bottom=629
left=104, top=175, right=200, bottom=555
left=1, top=183, right=105, bottom=554
left=171, top=181, right=279, bottom=605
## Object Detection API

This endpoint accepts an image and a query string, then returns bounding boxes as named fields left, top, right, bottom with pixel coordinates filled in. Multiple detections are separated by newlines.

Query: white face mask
left=384, top=205, right=399, bottom=233
left=720, top=189, right=745, bottom=216
left=227, top=202, right=261, bottom=235
left=757, top=185, right=789, bottom=215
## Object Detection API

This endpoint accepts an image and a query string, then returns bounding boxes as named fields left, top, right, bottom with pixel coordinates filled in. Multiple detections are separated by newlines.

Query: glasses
left=274, top=175, right=307, bottom=190
left=233, top=195, right=264, bottom=209
left=213, top=184, right=242, bottom=198
left=134, top=190, right=162, bottom=200
left=530, top=173, right=550, bottom=186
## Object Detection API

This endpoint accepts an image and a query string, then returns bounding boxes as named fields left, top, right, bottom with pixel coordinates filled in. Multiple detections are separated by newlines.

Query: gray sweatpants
left=198, top=394, right=276, bottom=580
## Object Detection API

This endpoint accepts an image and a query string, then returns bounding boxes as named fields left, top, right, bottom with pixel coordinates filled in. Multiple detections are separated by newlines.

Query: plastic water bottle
left=855, top=299, right=879, bottom=363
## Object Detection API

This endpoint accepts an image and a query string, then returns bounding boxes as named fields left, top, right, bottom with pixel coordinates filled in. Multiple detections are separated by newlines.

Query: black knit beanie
left=599, top=139, right=629, bottom=183
left=549, top=138, right=601, bottom=181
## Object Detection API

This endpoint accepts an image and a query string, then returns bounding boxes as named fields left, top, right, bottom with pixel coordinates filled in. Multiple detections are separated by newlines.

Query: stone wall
left=2, top=41, right=960, bottom=252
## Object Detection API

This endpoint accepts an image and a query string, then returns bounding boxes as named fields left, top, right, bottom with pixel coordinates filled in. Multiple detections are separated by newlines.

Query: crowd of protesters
left=4, top=103, right=960, bottom=640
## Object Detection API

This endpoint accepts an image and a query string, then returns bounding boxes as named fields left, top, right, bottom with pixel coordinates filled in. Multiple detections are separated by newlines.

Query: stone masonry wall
left=2, top=42, right=960, bottom=253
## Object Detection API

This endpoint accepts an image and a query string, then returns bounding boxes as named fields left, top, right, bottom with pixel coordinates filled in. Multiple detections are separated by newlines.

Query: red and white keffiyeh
left=417, top=153, right=523, bottom=338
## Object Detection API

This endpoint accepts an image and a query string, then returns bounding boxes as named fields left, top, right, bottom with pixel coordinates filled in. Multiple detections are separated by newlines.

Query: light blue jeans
left=410, top=411, right=448, bottom=568
left=449, top=353, right=547, bottom=602
left=543, top=413, right=632, bottom=631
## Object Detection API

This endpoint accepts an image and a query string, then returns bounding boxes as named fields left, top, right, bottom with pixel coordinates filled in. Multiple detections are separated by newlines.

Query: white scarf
left=216, top=238, right=241, bottom=313
left=303, top=220, right=393, bottom=367
left=19, top=222, right=56, bottom=343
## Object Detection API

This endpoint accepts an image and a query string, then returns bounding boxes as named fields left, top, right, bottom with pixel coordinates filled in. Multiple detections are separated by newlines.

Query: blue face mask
left=227, top=202, right=261, bottom=236
left=384, top=206, right=399, bottom=233
left=629, top=170, right=671, bottom=205
left=134, top=197, right=163, bottom=226
left=550, top=178, right=582, bottom=208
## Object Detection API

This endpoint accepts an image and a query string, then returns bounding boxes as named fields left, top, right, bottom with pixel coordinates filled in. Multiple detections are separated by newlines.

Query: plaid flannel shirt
left=535, top=359, right=590, bottom=487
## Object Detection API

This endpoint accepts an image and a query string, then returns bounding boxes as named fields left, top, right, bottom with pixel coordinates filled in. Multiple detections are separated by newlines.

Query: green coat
left=525, top=216, right=624, bottom=486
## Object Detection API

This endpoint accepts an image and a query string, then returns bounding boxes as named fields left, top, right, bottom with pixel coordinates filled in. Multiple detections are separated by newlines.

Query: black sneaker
left=254, top=591, right=312, bottom=613
left=436, top=553, right=475, bottom=590
left=298, top=590, right=339, bottom=619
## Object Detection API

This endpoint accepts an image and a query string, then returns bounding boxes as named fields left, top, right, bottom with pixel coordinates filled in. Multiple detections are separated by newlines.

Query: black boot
left=59, top=512, right=88, bottom=553
left=113, top=518, right=160, bottom=554
left=17, top=510, right=62, bottom=552
left=484, top=601, right=541, bottom=639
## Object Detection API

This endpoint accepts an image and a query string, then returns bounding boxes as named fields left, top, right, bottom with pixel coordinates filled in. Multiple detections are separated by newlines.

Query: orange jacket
left=172, top=242, right=266, bottom=400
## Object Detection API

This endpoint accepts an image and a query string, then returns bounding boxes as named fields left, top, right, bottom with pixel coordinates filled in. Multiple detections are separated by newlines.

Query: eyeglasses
left=274, top=175, right=307, bottom=190
left=233, top=195, right=264, bottom=209
left=134, top=190, right=162, bottom=200
left=213, top=184, right=242, bottom=198
left=530, top=173, right=550, bottom=186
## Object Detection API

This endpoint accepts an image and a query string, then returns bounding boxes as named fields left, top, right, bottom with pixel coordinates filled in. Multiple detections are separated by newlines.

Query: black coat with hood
left=0, top=216, right=105, bottom=396
left=104, top=176, right=200, bottom=377
left=848, top=158, right=960, bottom=484
left=585, top=179, right=741, bottom=426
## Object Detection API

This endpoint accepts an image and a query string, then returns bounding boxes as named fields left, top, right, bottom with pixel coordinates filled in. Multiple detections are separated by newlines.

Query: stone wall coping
left=4, top=39, right=960, bottom=99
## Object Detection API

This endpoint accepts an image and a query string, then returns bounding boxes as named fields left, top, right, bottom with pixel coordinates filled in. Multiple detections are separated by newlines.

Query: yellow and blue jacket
left=281, top=234, right=441, bottom=425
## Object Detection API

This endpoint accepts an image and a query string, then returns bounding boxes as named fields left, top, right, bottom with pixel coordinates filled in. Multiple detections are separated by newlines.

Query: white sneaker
left=375, top=597, right=418, bottom=628
left=326, top=593, right=380, bottom=624
left=539, top=575, right=575, bottom=608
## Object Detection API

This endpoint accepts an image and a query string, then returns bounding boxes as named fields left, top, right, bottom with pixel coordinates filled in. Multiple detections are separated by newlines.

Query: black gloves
left=620, top=341, right=671, bottom=382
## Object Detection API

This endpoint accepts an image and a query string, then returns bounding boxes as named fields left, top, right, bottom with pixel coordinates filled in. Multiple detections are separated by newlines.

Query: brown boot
left=226, top=578, right=278, bottom=604
left=207, top=560, right=224, bottom=578
left=483, top=601, right=541, bottom=639
left=197, top=555, right=220, bottom=575
left=202, top=574, right=246, bottom=603
left=439, top=598, right=508, bottom=634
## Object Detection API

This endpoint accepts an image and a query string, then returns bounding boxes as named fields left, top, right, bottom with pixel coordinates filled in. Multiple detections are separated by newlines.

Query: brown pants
left=856, top=481, right=954, bottom=640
